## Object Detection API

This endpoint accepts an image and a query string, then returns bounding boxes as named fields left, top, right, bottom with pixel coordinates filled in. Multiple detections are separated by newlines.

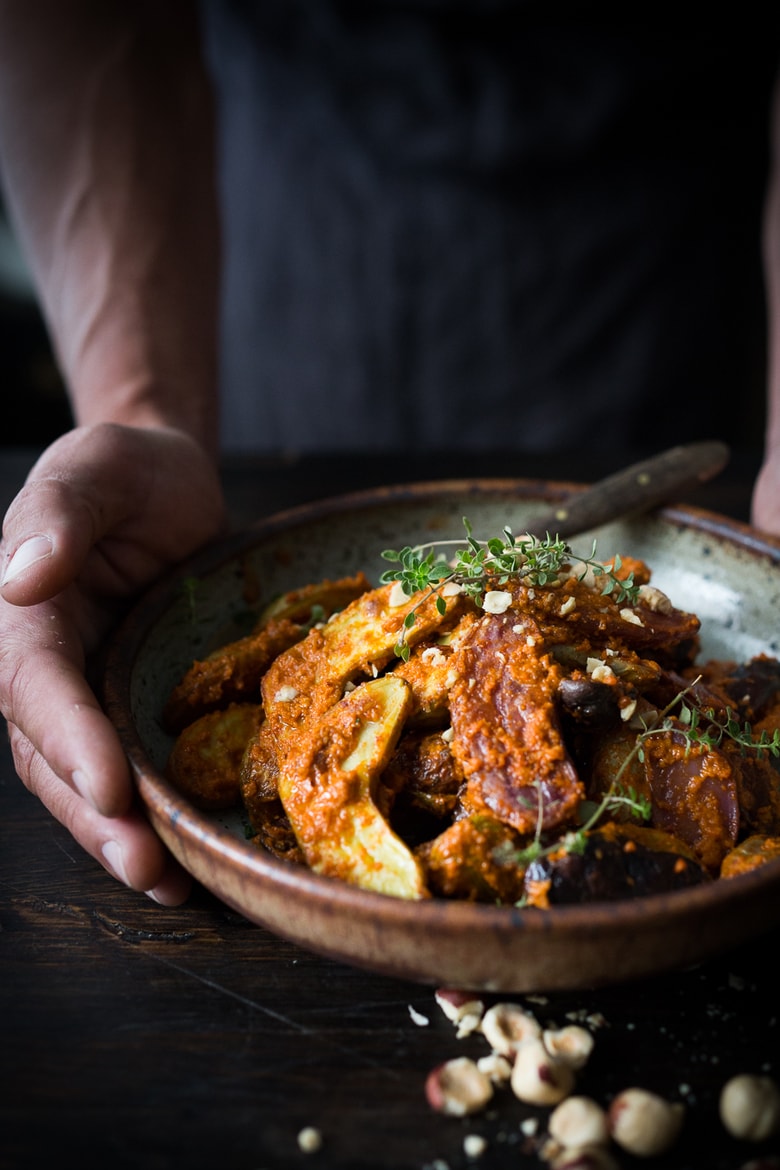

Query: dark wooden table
left=2, top=444, right=779, bottom=1170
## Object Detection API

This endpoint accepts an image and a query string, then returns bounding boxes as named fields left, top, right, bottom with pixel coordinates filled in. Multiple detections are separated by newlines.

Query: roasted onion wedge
left=449, top=611, right=583, bottom=834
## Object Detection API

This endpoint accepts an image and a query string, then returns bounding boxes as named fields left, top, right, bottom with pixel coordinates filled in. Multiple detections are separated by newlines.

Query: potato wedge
left=166, top=702, right=263, bottom=810
left=262, top=581, right=467, bottom=757
left=163, top=618, right=302, bottom=732
left=258, top=572, right=371, bottom=624
left=279, top=675, right=428, bottom=899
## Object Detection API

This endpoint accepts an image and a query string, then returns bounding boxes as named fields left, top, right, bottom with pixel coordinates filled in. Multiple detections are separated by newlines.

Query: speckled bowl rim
left=103, top=478, right=780, bottom=990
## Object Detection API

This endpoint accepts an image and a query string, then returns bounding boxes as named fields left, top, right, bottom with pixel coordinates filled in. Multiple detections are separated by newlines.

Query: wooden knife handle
left=526, top=441, right=731, bottom=539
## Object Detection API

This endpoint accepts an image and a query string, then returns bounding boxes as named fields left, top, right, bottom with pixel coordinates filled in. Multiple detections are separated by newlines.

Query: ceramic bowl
left=103, top=479, right=780, bottom=992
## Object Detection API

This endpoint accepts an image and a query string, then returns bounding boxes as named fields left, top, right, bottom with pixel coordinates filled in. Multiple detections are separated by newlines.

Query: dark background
left=0, top=186, right=770, bottom=463
left=1, top=199, right=73, bottom=446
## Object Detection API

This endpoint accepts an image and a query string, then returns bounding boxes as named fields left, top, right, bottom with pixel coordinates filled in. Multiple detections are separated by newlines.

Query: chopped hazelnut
left=388, top=581, right=409, bottom=607
left=297, top=1126, right=323, bottom=1154
left=619, top=607, right=643, bottom=627
left=636, top=583, right=673, bottom=613
left=425, top=1057, right=494, bottom=1117
left=456, top=1011, right=485, bottom=1040
left=607, top=1087, right=684, bottom=1157
left=476, top=1053, right=513, bottom=1085
left=483, top=590, right=512, bottom=614
left=274, top=685, right=300, bottom=703
left=434, top=988, right=485, bottom=1028
left=720, top=1074, right=780, bottom=1142
left=463, top=1133, right=488, bottom=1158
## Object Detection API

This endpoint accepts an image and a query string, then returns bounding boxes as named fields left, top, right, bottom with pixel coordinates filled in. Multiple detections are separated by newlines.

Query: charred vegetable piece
left=707, top=654, right=780, bottom=720
left=523, top=823, right=708, bottom=907
left=248, top=797, right=306, bottom=865
left=164, top=618, right=303, bottom=732
left=725, top=745, right=780, bottom=838
left=418, top=813, right=527, bottom=903
left=648, top=668, right=736, bottom=722
left=164, top=574, right=371, bottom=733
left=383, top=730, right=464, bottom=817
left=278, top=675, right=428, bottom=898
left=383, top=730, right=464, bottom=846
left=720, top=834, right=780, bottom=878
left=449, top=611, right=583, bottom=834
left=587, top=723, right=650, bottom=817
left=240, top=718, right=283, bottom=821
left=520, top=576, right=701, bottom=670
left=552, top=644, right=663, bottom=693
left=166, top=702, right=263, bottom=810
left=556, top=677, right=621, bottom=731
left=641, top=725, right=739, bottom=873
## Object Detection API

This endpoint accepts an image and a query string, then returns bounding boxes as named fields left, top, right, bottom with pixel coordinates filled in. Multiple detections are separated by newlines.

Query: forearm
left=763, top=69, right=780, bottom=458
left=0, top=0, right=219, bottom=451
left=749, top=67, right=780, bottom=533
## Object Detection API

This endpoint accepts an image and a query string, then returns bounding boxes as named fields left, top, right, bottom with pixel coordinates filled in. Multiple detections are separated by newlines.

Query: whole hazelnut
left=425, top=1056, right=494, bottom=1117
left=549, top=1095, right=610, bottom=1149
left=511, top=1036, right=575, bottom=1107
left=720, top=1074, right=780, bottom=1142
left=607, top=1087, right=684, bottom=1157
left=480, top=1002, right=541, bottom=1057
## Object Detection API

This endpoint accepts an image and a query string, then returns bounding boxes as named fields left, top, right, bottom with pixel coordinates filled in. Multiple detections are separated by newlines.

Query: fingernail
left=101, top=840, right=130, bottom=887
left=1, top=534, right=53, bottom=586
left=72, top=769, right=97, bottom=808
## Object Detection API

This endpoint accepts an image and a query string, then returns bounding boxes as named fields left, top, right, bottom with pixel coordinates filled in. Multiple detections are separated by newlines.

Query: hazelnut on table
left=720, top=1074, right=780, bottom=1143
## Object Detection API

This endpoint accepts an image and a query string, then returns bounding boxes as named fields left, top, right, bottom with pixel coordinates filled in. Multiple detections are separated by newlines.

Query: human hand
left=751, top=450, right=780, bottom=537
left=0, top=423, right=226, bottom=903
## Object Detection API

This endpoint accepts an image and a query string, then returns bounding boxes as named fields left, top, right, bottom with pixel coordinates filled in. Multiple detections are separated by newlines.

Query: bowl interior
left=105, top=480, right=780, bottom=991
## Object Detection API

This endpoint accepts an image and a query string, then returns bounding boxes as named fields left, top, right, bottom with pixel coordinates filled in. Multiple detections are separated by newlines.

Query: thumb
left=751, top=454, right=780, bottom=538
left=1, top=470, right=104, bottom=606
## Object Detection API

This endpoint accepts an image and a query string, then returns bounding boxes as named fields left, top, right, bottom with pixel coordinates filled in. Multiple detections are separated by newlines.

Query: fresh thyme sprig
left=513, top=781, right=652, bottom=872
left=380, top=517, right=639, bottom=660
left=511, top=679, right=780, bottom=889
left=675, top=700, right=780, bottom=759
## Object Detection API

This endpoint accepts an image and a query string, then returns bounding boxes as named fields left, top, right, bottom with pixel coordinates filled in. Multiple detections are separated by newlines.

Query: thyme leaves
left=380, top=517, right=639, bottom=660
left=511, top=680, right=780, bottom=887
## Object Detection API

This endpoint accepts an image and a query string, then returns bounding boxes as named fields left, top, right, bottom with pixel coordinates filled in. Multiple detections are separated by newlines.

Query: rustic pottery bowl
left=103, top=480, right=780, bottom=992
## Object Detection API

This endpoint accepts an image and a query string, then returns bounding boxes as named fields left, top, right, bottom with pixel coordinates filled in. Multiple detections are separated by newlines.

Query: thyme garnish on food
left=674, top=700, right=780, bottom=759
left=512, top=680, right=780, bottom=890
left=380, top=517, right=639, bottom=660
left=513, top=781, right=653, bottom=876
